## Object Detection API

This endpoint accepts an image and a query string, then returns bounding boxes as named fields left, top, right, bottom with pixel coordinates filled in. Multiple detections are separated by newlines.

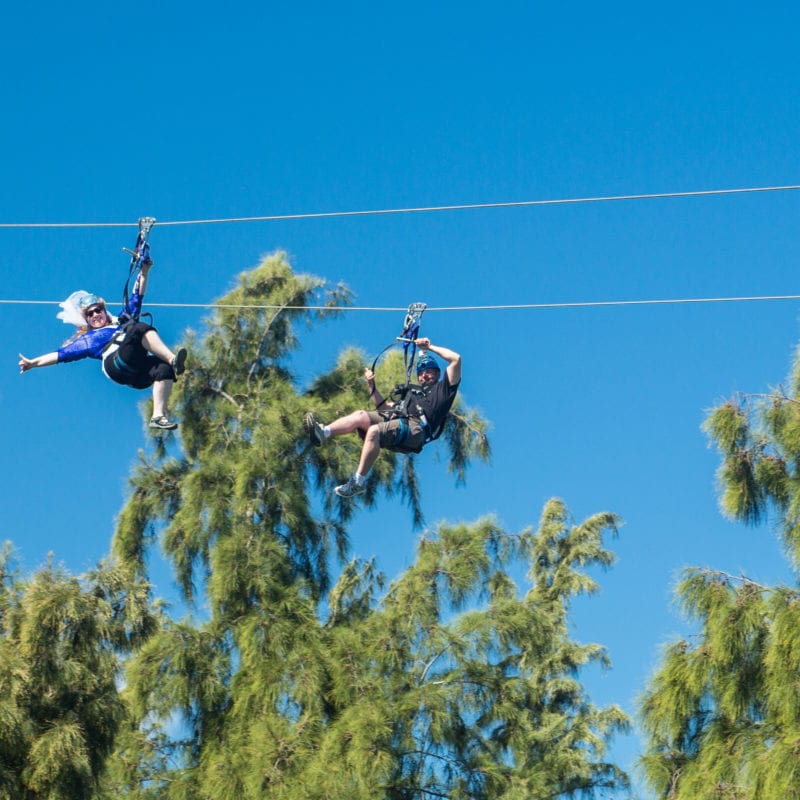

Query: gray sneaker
left=303, top=412, right=325, bottom=446
left=334, top=477, right=365, bottom=498
left=149, top=415, right=178, bottom=430
left=171, top=348, right=187, bottom=377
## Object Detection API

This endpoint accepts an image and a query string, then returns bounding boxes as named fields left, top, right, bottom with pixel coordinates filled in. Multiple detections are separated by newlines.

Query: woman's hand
left=19, top=353, right=35, bottom=374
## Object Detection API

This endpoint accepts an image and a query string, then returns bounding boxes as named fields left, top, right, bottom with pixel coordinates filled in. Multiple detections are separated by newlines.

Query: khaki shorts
left=360, top=411, right=426, bottom=454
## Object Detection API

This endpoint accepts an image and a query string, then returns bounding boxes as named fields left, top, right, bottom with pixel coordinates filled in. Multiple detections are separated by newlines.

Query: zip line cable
left=3, top=294, right=800, bottom=313
left=1, top=184, right=799, bottom=228
left=3, top=182, right=798, bottom=312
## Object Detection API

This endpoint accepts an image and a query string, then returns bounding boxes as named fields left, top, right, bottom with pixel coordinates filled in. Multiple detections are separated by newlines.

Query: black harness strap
left=384, top=384, right=445, bottom=444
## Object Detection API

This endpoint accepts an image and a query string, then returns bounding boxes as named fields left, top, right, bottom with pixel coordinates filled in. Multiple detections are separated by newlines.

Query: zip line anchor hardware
left=122, top=217, right=157, bottom=260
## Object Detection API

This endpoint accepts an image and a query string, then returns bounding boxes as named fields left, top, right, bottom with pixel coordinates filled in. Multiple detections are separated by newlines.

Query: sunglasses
left=85, top=306, right=106, bottom=318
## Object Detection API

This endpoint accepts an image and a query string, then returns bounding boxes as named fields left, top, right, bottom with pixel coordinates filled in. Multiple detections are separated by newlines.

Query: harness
left=388, top=384, right=445, bottom=444
left=369, top=302, right=446, bottom=445
left=100, top=323, right=139, bottom=381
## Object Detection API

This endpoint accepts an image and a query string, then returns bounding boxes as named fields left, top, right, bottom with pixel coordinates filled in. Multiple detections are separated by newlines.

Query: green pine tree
left=105, top=252, right=490, bottom=796
left=103, top=253, right=628, bottom=799
left=0, top=548, right=154, bottom=800
left=116, top=504, right=629, bottom=800
left=639, top=344, right=800, bottom=799
left=292, top=500, right=630, bottom=800
left=114, top=252, right=489, bottom=602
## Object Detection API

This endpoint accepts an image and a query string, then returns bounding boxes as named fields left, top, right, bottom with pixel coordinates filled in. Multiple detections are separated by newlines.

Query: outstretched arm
left=415, top=338, right=461, bottom=385
left=19, top=352, right=58, bottom=374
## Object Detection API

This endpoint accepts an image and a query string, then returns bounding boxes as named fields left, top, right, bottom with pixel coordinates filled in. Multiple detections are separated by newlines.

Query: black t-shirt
left=408, top=373, right=460, bottom=434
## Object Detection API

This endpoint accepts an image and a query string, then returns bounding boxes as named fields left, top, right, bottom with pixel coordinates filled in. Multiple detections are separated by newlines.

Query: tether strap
left=119, top=216, right=156, bottom=323
left=398, top=301, right=427, bottom=385
left=369, top=301, right=427, bottom=399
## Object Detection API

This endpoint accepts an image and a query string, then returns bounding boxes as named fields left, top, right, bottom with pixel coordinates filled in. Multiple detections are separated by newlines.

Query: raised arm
left=364, top=367, right=391, bottom=409
left=415, top=338, right=461, bottom=385
left=19, top=352, right=59, bottom=374
left=133, top=258, right=153, bottom=300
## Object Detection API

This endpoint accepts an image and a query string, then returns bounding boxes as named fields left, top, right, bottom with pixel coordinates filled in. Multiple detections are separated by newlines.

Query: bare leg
left=142, top=330, right=176, bottom=364
left=327, top=409, right=372, bottom=437
left=355, top=424, right=382, bottom=476
left=152, top=379, right=174, bottom=418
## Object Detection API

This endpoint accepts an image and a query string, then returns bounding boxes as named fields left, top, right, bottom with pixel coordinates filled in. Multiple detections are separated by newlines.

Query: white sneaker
left=334, top=477, right=365, bottom=498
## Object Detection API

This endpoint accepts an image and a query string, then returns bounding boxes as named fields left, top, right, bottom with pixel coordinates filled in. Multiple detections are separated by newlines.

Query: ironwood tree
left=639, top=345, right=800, bottom=799
left=0, top=549, right=154, bottom=800
left=13, top=252, right=627, bottom=799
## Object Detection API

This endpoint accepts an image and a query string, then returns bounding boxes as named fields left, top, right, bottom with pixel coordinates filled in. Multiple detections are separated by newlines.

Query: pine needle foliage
left=115, top=252, right=489, bottom=607
left=639, top=344, right=800, bottom=798
left=0, top=550, right=154, bottom=800
left=704, top=389, right=796, bottom=557
left=106, top=252, right=498, bottom=796
left=638, top=569, right=800, bottom=800
left=109, top=497, right=628, bottom=799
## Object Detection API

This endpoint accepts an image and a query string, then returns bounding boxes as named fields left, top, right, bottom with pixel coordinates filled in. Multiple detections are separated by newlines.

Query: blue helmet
left=78, top=293, right=103, bottom=311
left=416, top=352, right=440, bottom=376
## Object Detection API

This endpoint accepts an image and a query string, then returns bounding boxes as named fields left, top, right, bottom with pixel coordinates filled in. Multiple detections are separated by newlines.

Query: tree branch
left=449, top=410, right=488, bottom=440
left=209, top=382, right=244, bottom=412
left=419, top=645, right=451, bottom=683
left=248, top=303, right=289, bottom=383
left=737, top=388, right=800, bottom=408
left=697, top=568, right=798, bottom=597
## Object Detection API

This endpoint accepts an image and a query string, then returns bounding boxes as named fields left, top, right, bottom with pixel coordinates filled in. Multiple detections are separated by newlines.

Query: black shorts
left=102, top=321, right=175, bottom=389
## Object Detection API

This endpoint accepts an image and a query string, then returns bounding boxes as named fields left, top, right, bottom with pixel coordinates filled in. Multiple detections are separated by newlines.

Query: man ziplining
left=304, top=336, right=461, bottom=497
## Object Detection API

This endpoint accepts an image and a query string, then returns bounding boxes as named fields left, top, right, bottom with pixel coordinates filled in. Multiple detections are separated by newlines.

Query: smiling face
left=417, top=366, right=441, bottom=386
left=84, top=304, right=109, bottom=328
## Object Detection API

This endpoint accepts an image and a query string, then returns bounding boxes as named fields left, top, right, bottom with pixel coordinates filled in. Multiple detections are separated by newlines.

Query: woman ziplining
left=18, top=218, right=188, bottom=430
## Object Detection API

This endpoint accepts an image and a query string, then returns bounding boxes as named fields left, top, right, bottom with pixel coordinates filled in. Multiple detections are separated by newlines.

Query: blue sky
left=2, top=3, right=800, bottom=796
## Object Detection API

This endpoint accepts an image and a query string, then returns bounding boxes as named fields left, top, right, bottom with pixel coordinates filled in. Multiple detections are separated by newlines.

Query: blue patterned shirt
left=57, top=279, right=143, bottom=363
